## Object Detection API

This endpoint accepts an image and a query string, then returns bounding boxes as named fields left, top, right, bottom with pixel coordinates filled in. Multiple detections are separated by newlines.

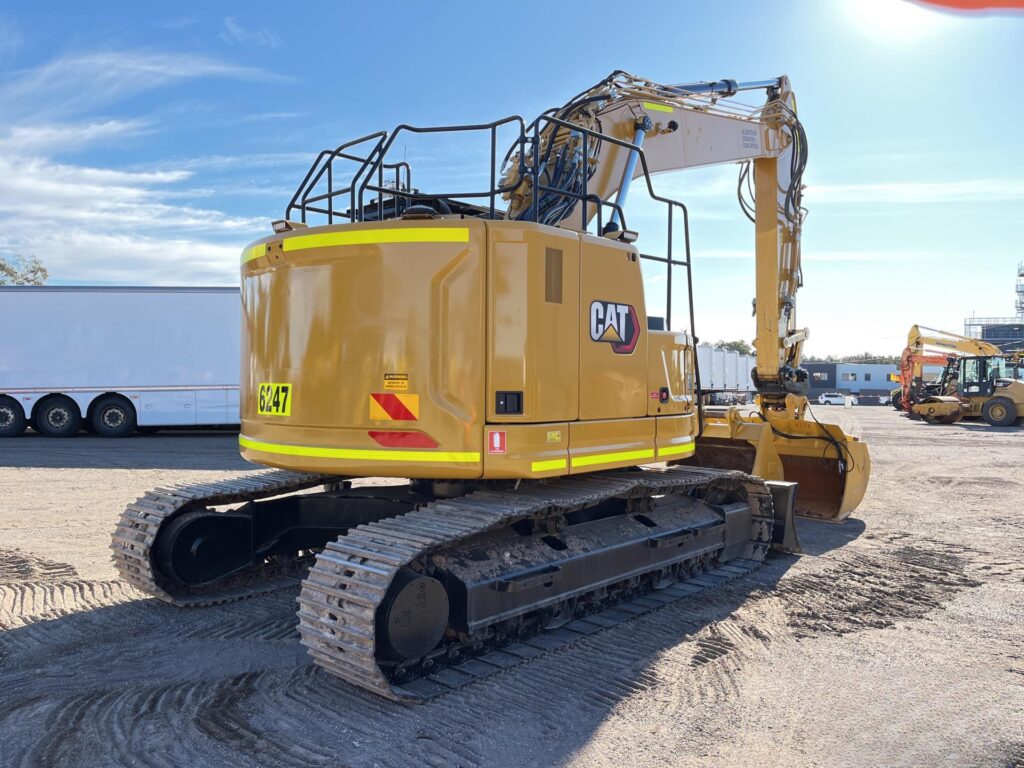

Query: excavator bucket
left=687, top=407, right=870, bottom=523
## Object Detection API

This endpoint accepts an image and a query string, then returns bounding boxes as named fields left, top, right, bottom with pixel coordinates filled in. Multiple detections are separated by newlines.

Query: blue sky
left=0, top=0, right=1021, bottom=355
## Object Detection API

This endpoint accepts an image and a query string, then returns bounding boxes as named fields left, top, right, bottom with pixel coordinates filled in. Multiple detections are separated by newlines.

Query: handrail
left=285, top=131, right=387, bottom=223
left=353, top=115, right=528, bottom=222
left=283, top=113, right=701, bottom=428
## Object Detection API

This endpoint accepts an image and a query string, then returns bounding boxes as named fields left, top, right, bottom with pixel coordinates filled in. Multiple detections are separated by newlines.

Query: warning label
left=383, top=373, right=409, bottom=391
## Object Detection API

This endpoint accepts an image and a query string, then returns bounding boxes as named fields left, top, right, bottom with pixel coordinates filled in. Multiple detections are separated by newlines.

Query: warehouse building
left=804, top=362, right=900, bottom=399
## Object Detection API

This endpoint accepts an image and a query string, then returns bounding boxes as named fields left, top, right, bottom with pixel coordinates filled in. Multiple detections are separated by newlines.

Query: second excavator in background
left=896, top=325, right=1024, bottom=425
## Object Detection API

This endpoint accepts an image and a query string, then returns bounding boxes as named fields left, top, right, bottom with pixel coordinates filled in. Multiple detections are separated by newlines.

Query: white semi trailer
left=696, top=343, right=756, bottom=399
left=0, top=286, right=239, bottom=437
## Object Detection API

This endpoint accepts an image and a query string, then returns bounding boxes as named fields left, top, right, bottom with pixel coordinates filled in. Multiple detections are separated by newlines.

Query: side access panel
left=578, top=234, right=648, bottom=420
left=486, top=222, right=580, bottom=424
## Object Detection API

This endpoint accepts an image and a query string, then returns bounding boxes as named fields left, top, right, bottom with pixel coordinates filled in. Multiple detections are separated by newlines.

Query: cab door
left=961, top=358, right=994, bottom=397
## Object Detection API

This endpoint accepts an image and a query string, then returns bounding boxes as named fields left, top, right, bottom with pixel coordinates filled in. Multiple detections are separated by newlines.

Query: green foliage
left=713, top=339, right=754, bottom=356
left=0, top=254, right=48, bottom=286
left=804, top=351, right=899, bottom=365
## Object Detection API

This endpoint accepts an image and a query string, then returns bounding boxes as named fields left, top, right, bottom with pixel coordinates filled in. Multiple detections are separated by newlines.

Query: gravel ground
left=0, top=409, right=1021, bottom=768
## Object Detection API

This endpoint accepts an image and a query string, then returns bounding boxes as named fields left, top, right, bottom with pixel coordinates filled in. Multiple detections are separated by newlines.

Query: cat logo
left=589, top=300, right=640, bottom=354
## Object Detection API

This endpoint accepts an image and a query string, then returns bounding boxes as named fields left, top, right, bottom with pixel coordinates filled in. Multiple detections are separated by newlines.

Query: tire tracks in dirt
left=0, top=549, right=77, bottom=584
left=764, top=535, right=984, bottom=640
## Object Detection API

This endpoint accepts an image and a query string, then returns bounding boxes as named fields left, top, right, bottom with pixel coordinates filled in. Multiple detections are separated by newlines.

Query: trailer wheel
left=35, top=395, right=81, bottom=438
left=982, top=397, right=1017, bottom=427
left=92, top=395, right=136, bottom=438
left=0, top=395, right=26, bottom=437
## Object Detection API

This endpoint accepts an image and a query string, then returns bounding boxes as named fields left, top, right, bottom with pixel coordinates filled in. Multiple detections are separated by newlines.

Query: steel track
left=297, top=465, right=773, bottom=700
left=110, top=469, right=332, bottom=606
left=110, top=465, right=773, bottom=702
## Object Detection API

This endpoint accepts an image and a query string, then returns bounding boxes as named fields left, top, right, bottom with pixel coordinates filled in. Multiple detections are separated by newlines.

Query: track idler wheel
left=377, top=568, right=449, bottom=660
left=154, top=509, right=253, bottom=586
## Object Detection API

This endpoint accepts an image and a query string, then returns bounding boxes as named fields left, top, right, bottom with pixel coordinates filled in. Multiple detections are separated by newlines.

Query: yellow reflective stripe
left=241, top=244, right=266, bottom=264
left=282, top=227, right=470, bottom=253
left=642, top=101, right=674, bottom=114
left=571, top=448, right=655, bottom=469
left=531, top=458, right=567, bottom=473
left=239, top=436, right=479, bottom=463
left=657, top=442, right=696, bottom=459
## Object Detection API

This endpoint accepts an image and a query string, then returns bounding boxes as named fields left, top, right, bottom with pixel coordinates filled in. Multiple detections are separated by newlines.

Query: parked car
left=818, top=392, right=858, bottom=406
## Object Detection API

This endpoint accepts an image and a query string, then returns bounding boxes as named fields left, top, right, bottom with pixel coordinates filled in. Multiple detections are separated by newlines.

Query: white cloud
left=809, top=178, right=1024, bottom=205
left=0, top=151, right=264, bottom=283
left=220, top=18, right=282, bottom=49
left=1, top=50, right=286, bottom=118
left=161, top=151, right=310, bottom=171
left=0, top=119, right=153, bottom=154
left=0, top=154, right=262, bottom=233
left=0, top=49, right=283, bottom=285
left=0, top=230, right=241, bottom=285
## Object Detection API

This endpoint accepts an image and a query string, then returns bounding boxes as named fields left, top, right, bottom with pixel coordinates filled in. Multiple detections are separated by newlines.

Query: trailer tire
left=982, top=397, right=1017, bottom=427
left=0, top=395, right=26, bottom=437
left=35, top=395, right=81, bottom=438
left=92, top=395, right=136, bottom=438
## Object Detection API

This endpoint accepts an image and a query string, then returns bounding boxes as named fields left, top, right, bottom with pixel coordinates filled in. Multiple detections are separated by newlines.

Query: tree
left=714, top=339, right=754, bottom=356
left=804, top=352, right=898, bottom=365
left=0, top=254, right=48, bottom=286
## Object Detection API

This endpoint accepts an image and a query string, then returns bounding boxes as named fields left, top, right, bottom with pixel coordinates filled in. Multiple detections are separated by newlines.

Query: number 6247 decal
left=257, top=382, right=292, bottom=416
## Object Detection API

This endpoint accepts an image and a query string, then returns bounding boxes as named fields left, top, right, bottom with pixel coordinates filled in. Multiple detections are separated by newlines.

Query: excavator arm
left=906, top=325, right=1002, bottom=357
left=502, top=71, right=808, bottom=407
left=499, top=71, right=866, bottom=521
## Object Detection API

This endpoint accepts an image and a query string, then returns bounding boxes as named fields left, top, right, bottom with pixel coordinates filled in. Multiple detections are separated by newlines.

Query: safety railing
left=285, top=114, right=704, bottom=430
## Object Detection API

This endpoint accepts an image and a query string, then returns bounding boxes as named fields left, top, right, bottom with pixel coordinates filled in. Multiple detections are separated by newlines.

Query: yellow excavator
left=112, top=71, right=869, bottom=700
left=898, top=325, right=1024, bottom=425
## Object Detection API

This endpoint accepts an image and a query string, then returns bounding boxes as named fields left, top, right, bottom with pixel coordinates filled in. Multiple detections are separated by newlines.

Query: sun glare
left=844, top=0, right=951, bottom=39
